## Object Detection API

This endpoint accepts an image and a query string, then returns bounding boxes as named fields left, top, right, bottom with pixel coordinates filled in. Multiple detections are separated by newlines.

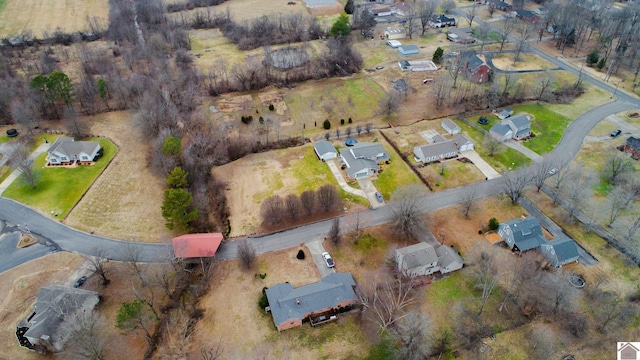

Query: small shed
left=314, top=140, right=338, bottom=161
left=384, top=27, right=405, bottom=40
left=387, top=40, right=402, bottom=48
left=398, top=45, right=419, bottom=56
left=441, top=119, right=460, bottom=135
left=498, top=107, right=513, bottom=120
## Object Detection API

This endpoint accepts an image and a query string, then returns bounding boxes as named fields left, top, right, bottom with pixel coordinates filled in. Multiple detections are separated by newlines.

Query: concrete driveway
left=463, top=151, right=502, bottom=179
left=357, top=177, right=384, bottom=209
left=0, top=141, right=19, bottom=168
left=306, top=240, right=335, bottom=278
left=326, top=160, right=366, bottom=199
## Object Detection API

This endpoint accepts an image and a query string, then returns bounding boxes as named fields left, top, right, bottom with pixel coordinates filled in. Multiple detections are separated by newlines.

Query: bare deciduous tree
left=237, top=239, right=256, bottom=269
left=261, top=195, right=285, bottom=226
left=498, top=17, right=517, bottom=51
left=391, top=310, right=432, bottom=360
left=390, top=184, right=428, bottom=241
left=418, top=0, right=439, bottom=36
left=464, top=4, right=477, bottom=27
left=501, top=169, right=530, bottom=204
left=469, top=242, right=499, bottom=315
left=285, top=194, right=302, bottom=221
left=460, top=186, right=478, bottom=219
left=454, top=304, right=492, bottom=351
left=317, top=184, right=340, bottom=213
left=528, top=326, right=558, bottom=359
left=64, top=311, right=107, bottom=360
left=122, top=242, right=146, bottom=286
left=541, top=271, right=576, bottom=316
left=379, top=91, right=400, bottom=118
left=535, top=71, right=554, bottom=104
left=300, top=190, right=316, bottom=216
left=86, top=247, right=110, bottom=286
left=10, top=141, right=38, bottom=189
left=359, top=277, right=415, bottom=332
left=603, top=153, right=634, bottom=185
left=484, top=135, right=505, bottom=158
left=327, top=218, right=341, bottom=245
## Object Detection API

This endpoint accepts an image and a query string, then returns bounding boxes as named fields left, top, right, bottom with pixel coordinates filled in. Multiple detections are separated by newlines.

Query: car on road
left=478, top=117, right=489, bottom=125
left=548, top=168, right=558, bottom=176
left=74, top=276, right=87, bottom=288
left=375, top=66, right=384, bottom=70
left=375, top=192, right=384, bottom=202
left=322, top=252, right=335, bottom=268
left=610, top=129, right=622, bottom=137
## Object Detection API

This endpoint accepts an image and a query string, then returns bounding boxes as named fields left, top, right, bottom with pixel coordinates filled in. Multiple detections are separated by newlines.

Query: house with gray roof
left=313, top=140, right=338, bottom=161
left=435, top=245, right=465, bottom=273
left=490, top=114, right=532, bottom=142
left=498, top=107, right=513, bottom=120
left=18, top=285, right=99, bottom=352
left=396, top=242, right=440, bottom=277
left=340, top=142, right=390, bottom=179
left=539, top=237, right=579, bottom=268
left=413, top=134, right=474, bottom=163
left=398, top=45, right=419, bottom=56
left=396, top=242, right=465, bottom=277
left=265, top=273, right=358, bottom=331
left=441, top=119, right=460, bottom=135
left=498, top=216, right=546, bottom=252
left=47, top=137, right=102, bottom=165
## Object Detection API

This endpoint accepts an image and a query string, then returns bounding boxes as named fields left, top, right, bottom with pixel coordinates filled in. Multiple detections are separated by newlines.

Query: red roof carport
left=172, top=233, right=224, bottom=258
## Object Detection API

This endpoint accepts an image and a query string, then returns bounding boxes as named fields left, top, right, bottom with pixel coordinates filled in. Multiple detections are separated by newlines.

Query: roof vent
left=296, top=298, right=300, bottom=306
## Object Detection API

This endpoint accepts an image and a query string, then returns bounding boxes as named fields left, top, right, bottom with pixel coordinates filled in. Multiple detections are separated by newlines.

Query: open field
left=3, top=138, right=117, bottom=219
left=0, top=252, right=85, bottom=360
left=64, top=112, right=172, bottom=243
left=166, top=0, right=310, bottom=26
left=491, top=53, right=555, bottom=71
left=0, top=0, right=108, bottom=38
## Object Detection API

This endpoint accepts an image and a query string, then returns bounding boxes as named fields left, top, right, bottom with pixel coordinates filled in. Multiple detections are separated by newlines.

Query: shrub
left=323, top=119, right=331, bottom=129
left=340, top=118, right=345, bottom=125
left=488, top=217, right=499, bottom=230
left=586, top=50, right=599, bottom=67
left=296, top=249, right=305, bottom=259
left=269, top=104, right=275, bottom=111
left=241, top=115, right=253, bottom=124
left=596, top=57, right=606, bottom=70
left=259, top=292, right=269, bottom=309
left=348, top=117, right=352, bottom=124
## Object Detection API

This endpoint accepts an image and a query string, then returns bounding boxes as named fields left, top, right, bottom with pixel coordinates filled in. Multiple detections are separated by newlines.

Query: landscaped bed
left=3, top=138, right=117, bottom=219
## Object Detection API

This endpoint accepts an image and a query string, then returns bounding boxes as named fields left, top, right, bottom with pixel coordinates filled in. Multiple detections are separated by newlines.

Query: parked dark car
left=74, top=276, right=87, bottom=288
left=478, top=117, right=489, bottom=125
left=610, top=129, right=622, bottom=137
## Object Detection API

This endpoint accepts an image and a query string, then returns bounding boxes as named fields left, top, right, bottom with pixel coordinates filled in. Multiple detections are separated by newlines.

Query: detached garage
left=398, top=45, right=419, bottom=56
left=314, top=140, right=338, bottom=161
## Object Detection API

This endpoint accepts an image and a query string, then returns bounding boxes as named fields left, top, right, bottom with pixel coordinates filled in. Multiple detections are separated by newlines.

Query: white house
left=384, top=27, right=406, bottom=40
left=47, top=137, right=102, bottom=165
left=413, top=134, right=474, bottom=163
left=396, top=242, right=440, bottom=277
left=340, top=142, right=390, bottom=179
left=396, top=243, right=465, bottom=277
left=314, top=140, right=338, bottom=161
left=441, top=119, right=460, bottom=135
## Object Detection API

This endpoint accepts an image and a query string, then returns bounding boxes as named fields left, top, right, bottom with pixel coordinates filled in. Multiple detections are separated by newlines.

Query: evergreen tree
left=161, top=188, right=198, bottom=232
left=344, top=0, right=355, bottom=14
left=330, top=13, right=351, bottom=37
left=165, top=166, right=189, bottom=188
left=433, top=47, right=444, bottom=64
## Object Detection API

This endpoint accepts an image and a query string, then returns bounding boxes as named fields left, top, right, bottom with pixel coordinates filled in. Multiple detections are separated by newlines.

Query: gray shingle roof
left=626, top=136, right=640, bottom=151
left=461, top=52, right=485, bottom=70
left=265, top=273, right=357, bottom=329
left=508, top=114, right=531, bottom=129
left=314, top=141, right=337, bottom=157
left=415, top=141, right=458, bottom=159
left=442, top=119, right=459, bottom=132
left=546, top=237, right=579, bottom=263
left=396, top=242, right=438, bottom=269
left=435, top=244, right=464, bottom=269
left=490, top=123, right=512, bottom=136
left=48, top=137, right=101, bottom=160
left=502, top=216, right=546, bottom=251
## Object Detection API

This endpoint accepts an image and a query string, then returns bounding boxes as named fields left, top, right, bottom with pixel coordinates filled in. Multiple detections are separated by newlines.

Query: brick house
left=459, top=52, right=491, bottom=83
left=624, top=136, right=640, bottom=160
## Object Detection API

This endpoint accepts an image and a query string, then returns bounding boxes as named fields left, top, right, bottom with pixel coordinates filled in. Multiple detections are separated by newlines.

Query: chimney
left=296, top=298, right=300, bottom=306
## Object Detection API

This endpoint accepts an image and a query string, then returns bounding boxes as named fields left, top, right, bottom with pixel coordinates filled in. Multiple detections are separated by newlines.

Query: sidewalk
left=326, top=160, right=367, bottom=199
left=0, top=142, right=50, bottom=195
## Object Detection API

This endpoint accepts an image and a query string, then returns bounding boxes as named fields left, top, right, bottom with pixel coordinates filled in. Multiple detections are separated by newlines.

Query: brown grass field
left=64, top=112, right=172, bottom=243
left=166, top=0, right=310, bottom=25
left=0, top=0, right=108, bottom=38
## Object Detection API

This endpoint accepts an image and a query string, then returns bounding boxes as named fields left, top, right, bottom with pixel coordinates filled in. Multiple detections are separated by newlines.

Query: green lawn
left=374, top=150, right=421, bottom=199
left=425, top=271, right=474, bottom=308
left=458, top=122, right=532, bottom=171
left=510, top=103, right=571, bottom=154
left=3, top=138, right=117, bottom=218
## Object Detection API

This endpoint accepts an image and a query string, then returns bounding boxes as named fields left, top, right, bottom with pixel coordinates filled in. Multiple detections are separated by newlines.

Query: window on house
left=81, top=156, right=88, bottom=160
left=61, top=157, right=67, bottom=161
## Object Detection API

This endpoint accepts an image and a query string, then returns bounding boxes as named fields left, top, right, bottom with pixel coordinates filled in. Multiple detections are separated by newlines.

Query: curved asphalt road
left=1, top=32, right=639, bottom=273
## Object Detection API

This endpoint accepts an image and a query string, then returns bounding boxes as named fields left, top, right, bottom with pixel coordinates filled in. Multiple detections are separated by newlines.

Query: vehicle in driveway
left=478, top=117, right=489, bottom=125
left=322, top=252, right=335, bottom=268
left=375, top=192, right=384, bottom=202
left=610, top=129, right=622, bottom=137
left=74, top=276, right=87, bottom=288
left=548, top=168, right=558, bottom=176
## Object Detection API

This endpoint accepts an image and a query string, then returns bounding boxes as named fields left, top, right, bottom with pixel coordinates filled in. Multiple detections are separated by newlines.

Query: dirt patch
left=0, top=253, right=85, bottom=360
left=0, top=0, right=108, bottom=38
left=491, top=53, right=555, bottom=71
left=258, top=91, right=288, bottom=116
left=64, top=111, right=172, bottom=243
left=216, top=95, right=254, bottom=113
left=16, top=234, right=37, bottom=248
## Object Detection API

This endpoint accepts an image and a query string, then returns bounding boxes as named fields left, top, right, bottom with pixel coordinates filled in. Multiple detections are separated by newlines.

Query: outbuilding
left=398, top=45, right=419, bottom=56
left=314, top=140, right=338, bottom=161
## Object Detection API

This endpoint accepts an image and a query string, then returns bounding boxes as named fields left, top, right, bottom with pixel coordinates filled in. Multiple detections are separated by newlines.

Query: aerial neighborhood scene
left=1, top=0, right=640, bottom=358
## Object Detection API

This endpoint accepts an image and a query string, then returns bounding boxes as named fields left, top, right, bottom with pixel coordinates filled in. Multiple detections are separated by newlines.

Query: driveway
left=357, top=177, right=384, bottom=209
left=0, top=142, right=51, bottom=195
left=503, top=140, right=544, bottom=163
left=463, top=150, right=502, bottom=179
left=326, top=159, right=366, bottom=199
left=0, top=141, right=19, bottom=168
left=306, top=240, right=335, bottom=278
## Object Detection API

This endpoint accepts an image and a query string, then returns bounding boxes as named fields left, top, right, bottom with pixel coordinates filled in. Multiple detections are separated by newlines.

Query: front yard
left=3, top=138, right=117, bottom=219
